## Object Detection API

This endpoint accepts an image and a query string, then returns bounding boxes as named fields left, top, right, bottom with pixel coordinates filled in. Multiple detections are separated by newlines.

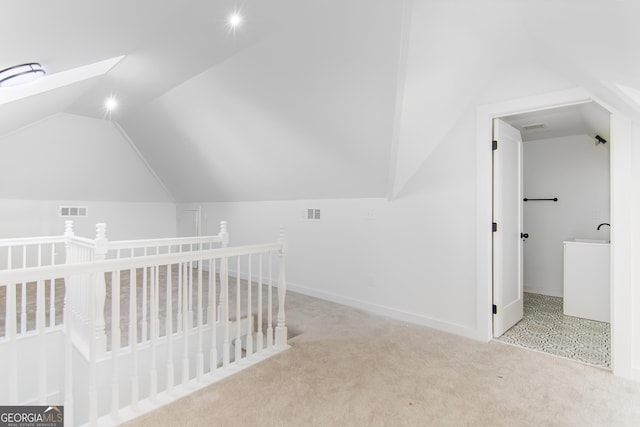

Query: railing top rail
left=0, top=235, right=66, bottom=247
left=0, top=241, right=283, bottom=284
left=68, top=236, right=95, bottom=248
left=107, top=234, right=224, bottom=251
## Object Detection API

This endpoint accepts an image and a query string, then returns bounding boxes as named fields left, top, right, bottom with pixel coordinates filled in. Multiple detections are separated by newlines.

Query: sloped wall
left=181, top=107, right=480, bottom=338
left=0, top=113, right=171, bottom=202
left=121, top=1, right=405, bottom=202
left=0, top=113, right=176, bottom=239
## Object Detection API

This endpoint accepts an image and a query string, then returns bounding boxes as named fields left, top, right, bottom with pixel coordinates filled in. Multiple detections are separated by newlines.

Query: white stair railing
left=0, top=227, right=288, bottom=426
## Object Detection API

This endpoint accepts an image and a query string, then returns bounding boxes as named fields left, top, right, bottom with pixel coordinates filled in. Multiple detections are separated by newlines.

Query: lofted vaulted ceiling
left=1, top=1, right=640, bottom=202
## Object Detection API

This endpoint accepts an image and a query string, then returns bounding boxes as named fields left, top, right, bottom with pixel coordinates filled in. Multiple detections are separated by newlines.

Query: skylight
left=0, top=56, right=124, bottom=106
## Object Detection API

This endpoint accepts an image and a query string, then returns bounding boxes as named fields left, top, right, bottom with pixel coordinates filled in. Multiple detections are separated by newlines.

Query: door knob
left=521, top=233, right=529, bottom=239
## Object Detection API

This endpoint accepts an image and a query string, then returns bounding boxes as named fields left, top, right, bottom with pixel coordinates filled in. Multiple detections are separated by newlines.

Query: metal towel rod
left=523, top=197, right=558, bottom=202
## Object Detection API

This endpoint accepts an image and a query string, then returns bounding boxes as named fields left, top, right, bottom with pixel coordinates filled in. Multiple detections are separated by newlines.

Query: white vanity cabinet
left=563, top=240, right=610, bottom=322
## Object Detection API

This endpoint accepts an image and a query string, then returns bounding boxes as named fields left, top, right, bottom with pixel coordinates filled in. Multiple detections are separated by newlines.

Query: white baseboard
left=227, top=269, right=481, bottom=341
left=288, top=282, right=481, bottom=340
left=524, top=283, right=563, bottom=298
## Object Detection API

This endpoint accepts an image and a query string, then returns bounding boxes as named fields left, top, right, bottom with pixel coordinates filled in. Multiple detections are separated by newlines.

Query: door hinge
left=492, top=304, right=497, bottom=314
left=492, top=222, right=497, bottom=232
left=492, top=140, right=498, bottom=150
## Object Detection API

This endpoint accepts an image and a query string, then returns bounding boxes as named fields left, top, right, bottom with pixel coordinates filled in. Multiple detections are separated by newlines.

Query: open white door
left=493, top=119, right=524, bottom=337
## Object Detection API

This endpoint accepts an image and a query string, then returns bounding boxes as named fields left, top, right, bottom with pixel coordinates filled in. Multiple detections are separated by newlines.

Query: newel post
left=275, top=226, right=288, bottom=349
left=93, top=223, right=108, bottom=354
left=63, top=220, right=74, bottom=263
left=219, top=220, right=229, bottom=248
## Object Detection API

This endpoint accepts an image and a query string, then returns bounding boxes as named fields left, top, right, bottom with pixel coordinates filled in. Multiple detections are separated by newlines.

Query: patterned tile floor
left=496, top=292, right=610, bottom=368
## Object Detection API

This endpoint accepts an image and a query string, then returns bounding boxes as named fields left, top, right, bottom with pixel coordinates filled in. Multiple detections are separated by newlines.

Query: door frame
left=475, top=87, right=634, bottom=378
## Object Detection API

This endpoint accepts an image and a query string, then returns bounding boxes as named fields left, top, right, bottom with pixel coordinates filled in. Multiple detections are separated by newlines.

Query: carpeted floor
left=123, top=291, right=640, bottom=427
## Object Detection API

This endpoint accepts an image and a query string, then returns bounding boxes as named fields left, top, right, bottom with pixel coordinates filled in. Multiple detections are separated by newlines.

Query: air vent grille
left=521, top=123, right=545, bottom=131
left=60, top=206, right=88, bottom=218
left=306, top=208, right=321, bottom=221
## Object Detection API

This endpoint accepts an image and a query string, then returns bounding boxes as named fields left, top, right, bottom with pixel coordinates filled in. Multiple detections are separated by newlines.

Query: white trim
left=386, top=0, right=413, bottom=201
left=476, top=87, right=639, bottom=380
left=288, top=282, right=479, bottom=340
left=227, top=269, right=478, bottom=340
left=476, top=88, right=594, bottom=342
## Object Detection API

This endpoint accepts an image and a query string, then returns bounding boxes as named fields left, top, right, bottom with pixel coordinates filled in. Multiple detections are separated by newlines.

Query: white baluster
left=206, top=259, right=213, bottom=325
left=130, top=268, right=139, bottom=410
left=276, top=227, right=288, bottom=349
left=209, top=258, right=218, bottom=375
left=181, top=262, right=189, bottom=386
left=37, top=279, right=46, bottom=403
left=94, top=223, right=108, bottom=354
left=177, top=261, right=183, bottom=333
left=64, top=277, right=74, bottom=427
left=235, top=257, right=242, bottom=363
left=256, top=254, right=264, bottom=352
left=188, top=260, right=193, bottom=329
left=217, top=221, right=228, bottom=323
left=142, top=250, right=148, bottom=342
left=49, top=243, right=56, bottom=327
left=197, top=259, right=204, bottom=380
left=88, top=270, right=98, bottom=426
left=267, top=252, right=273, bottom=348
left=166, top=263, right=174, bottom=393
left=246, top=254, right=253, bottom=357
left=111, top=270, right=121, bottom=420
left=222, top=256, right=230, bottom=367
left=7, top=282, right=18, bottom=404
left=154, top=265, right=160, bottom=339
left=149, top=266, right=158, bottom=401
left=20, top=246, right=26, bottom=333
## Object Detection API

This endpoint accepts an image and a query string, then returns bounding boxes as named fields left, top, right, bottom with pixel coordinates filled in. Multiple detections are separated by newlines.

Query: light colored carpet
left=124, top=291, right=640, bottom=427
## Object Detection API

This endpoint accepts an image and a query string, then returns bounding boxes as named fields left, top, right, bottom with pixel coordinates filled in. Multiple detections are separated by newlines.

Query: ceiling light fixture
left=0, top=63, right=46, bottom=88
left=105, top=96, right=117, bottom=111
left=228, top=12, right=243, bottom=29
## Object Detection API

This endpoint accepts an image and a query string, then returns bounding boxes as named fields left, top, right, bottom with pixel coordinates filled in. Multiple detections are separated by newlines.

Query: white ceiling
left=1, top=1, right=640, bottom=202
left=502, top=102, right=611, bottom=143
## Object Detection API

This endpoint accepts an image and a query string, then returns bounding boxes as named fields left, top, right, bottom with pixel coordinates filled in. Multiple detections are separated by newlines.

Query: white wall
left=391, top=0, right=496, bottom=197
left=0, top=113, right=171, bottom=202
left=523, top=134, right=610, bottom=297
left=179, top=107, right=480, bottom=338
left=0, top=199, right=176, bottom=240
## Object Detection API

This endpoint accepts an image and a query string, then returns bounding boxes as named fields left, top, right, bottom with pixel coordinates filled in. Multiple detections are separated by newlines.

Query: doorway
left=177, top=207, right=201, bottom=237
left=477, top=88, right=635, bottom=378
left=493, top=102, right=612, bottom=367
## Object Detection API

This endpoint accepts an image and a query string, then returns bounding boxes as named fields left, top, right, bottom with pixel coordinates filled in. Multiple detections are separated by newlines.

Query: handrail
left=108, top=235, right=224, bottom=250
left=0, top=242, right=282, bottom=284
left=0, top=235, right=65, bottom=247
left=68, top=236, right=95, bottom=248
left=0, top=225, right=288, bottom=426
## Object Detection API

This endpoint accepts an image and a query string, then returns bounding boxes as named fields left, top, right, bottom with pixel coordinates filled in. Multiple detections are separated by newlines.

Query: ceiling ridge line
left=111, top=120, right=176, bottom=203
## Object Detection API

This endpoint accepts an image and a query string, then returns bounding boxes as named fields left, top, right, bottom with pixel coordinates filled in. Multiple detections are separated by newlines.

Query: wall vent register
left=60, top=206, right=88, bottom=218
left=307, top=209, right=321, bottom=221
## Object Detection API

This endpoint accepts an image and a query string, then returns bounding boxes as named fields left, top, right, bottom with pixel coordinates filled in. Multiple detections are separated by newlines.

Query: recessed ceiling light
left=228, top=12, right=243, bottom=29
left=0, top=63, right=46, bottom=88
left=105, top=96, right=117, bottom=111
